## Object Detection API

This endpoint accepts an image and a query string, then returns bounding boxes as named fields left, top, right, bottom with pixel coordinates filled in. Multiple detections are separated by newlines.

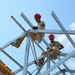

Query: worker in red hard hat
left=48, top=33, right=55, bottom=39
left=11, top=13, right=45, bottom=48
left=32, top=13, right=45, bottom=43
left=48, top=33, right=64, bottom=52
left=48, top=33, right=55, bottom=43
left=34, top=34, right=64, bottom=67
left=34, top=13, right=41, bottom=19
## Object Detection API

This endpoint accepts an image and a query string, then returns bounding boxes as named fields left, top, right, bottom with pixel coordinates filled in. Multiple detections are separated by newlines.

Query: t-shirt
left=36, top=21, right=45, bottom=29
left=47, top=41, right=61, bottom=49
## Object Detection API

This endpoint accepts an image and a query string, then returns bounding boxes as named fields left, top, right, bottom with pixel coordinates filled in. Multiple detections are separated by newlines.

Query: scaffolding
left=0, top=11, right=75, bottom=75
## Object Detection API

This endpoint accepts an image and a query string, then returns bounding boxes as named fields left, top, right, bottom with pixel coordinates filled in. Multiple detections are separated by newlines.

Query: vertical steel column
left=51, top=11, right=75, bottom=48
left=23, top=32, right=31, bottom=75
left=47, top=59, right=50, bottom=75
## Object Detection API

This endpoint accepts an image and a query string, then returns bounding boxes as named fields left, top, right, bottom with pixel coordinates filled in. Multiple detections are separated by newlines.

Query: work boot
left=11, top=41, right=20, bottom=48
left=34, top=61, right=43, bottom=67
left=37, top=38, right=42, bottom=43
left=37, top=36, right=42, bottom=43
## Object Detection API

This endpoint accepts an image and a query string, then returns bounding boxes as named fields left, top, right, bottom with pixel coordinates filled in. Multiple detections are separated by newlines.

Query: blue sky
left=0, top=0, right=75, bottom=75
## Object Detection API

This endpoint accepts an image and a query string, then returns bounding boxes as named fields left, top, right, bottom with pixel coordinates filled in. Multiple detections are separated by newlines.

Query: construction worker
left=32, top=13, right=45, bottom=43
left=35, top=33, right=64, bottom=67
left=11, top=13, right=45, bottom=48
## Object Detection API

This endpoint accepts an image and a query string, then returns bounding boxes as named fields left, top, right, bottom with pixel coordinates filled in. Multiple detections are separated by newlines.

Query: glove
left=32, top=26, right=38, bottom=30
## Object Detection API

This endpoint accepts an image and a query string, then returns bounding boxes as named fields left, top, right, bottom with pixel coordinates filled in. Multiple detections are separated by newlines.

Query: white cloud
left=56, top=22, right=75, bottom=52
left=69, top=22, right=75, bottom=42
left=56, top=23, right=75, bottom=71
left=70, top=61, right=75, bottom=69
left=69, top=22, right=75, bottom=30
left=57, top=35, right=66, bottom=43
left=66, top=60, right=75, bottom=69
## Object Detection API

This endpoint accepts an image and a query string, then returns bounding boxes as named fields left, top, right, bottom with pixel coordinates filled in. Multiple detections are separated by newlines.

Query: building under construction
left=0, top=11, right=75, bottom=75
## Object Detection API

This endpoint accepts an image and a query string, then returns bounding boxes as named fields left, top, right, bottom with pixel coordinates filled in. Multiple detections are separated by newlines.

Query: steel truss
left=0, top=11, right=75, bottom=75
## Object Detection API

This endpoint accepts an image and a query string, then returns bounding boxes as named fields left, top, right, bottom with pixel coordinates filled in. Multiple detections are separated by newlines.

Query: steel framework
left=0, top=11, right=75, bottom=75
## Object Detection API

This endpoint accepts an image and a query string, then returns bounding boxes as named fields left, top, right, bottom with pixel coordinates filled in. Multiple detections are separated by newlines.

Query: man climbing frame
left=11, top=13, right=45, bottom=48
left=35, top=33, right=64, bottom=67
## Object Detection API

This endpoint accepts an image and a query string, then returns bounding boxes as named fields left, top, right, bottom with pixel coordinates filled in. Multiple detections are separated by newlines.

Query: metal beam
left=59, top=53, right=75, bottom=58
left=0, top=32, right=26, bottom=49
left=41, top=50, right=75, bottom=75
left=23, top=33, right=31, bottom=75
left=20, top=12, right=52, bottom=49
left=28, top=29, right=75, bottom=34
left=57, top=57, right=74, bottom=75
left=11, top=16, right=26, bottom=32
left=34, top=40, right=45, bottom=52
left=20, top=12, right=33, bottom=28
left=11, top=51, right=75, bottom=74
left=51, top=11, right=75, bottom=48
left=27, top=52, right=75, bottom=67
left=53, top=71, right=61, bottom=75
left=47, top=59, right=50, bottom=75
left=0, top=48, right=22, bottom=68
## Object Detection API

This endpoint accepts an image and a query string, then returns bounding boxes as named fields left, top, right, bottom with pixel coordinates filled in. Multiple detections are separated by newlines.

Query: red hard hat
left=48, top=34, right=55, bottom=39
left=34, top=13, right=41, bottom=19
